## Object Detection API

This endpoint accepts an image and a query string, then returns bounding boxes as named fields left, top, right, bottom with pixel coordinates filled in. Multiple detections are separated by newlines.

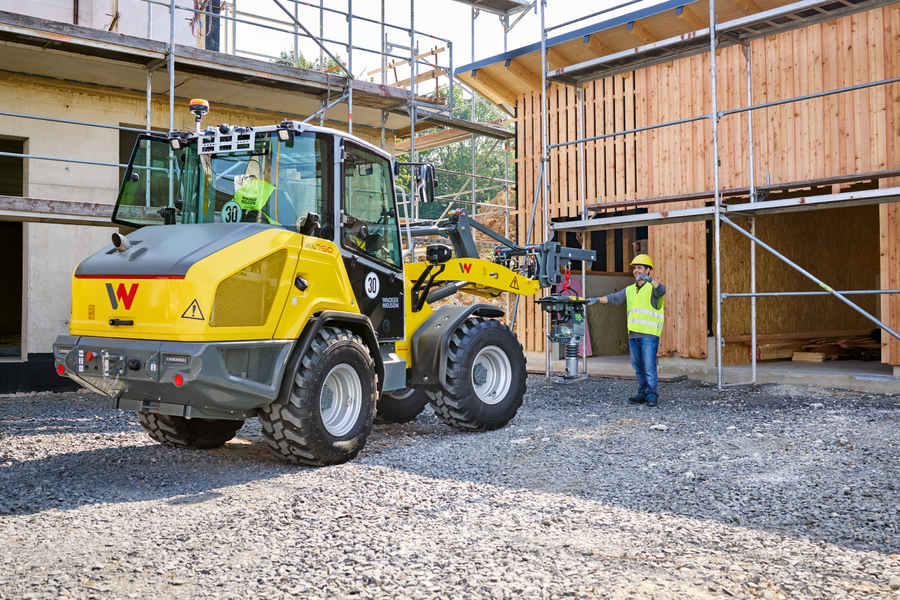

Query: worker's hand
left=636, top=273, right=653, bottom=283
left=587, top=297, right=601, bottom=305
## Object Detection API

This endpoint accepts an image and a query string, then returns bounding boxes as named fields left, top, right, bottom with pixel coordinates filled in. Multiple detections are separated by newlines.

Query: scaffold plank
left=552, top=186, right=900, bottom=233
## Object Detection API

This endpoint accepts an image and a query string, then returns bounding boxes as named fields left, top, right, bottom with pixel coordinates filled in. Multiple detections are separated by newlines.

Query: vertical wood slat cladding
left=515, top=7, right=900, bottom=359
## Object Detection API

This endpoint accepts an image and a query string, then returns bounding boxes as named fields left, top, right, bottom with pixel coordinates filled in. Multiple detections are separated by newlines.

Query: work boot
left=628, top=396, right=647, bottom=405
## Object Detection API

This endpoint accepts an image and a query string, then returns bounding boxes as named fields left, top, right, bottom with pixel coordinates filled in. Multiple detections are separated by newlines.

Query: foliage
left=395, top=85, right=514, bottom=221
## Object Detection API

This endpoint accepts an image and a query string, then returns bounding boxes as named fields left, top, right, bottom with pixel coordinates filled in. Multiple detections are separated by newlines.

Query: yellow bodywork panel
left=274, top=237, right=359, bottom=340
left=403, top=258, right=540, bottom=298
left=69, top=230, right=357, bottom=342
left=394, top=277, right=434, bottom=365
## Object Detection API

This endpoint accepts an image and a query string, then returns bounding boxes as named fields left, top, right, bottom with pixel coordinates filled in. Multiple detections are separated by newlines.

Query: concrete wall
left=0, top=72, right=390, bottom=359
left=23, top=222, right=111, bottom=356
left=1, top=0, right=196, bottom=45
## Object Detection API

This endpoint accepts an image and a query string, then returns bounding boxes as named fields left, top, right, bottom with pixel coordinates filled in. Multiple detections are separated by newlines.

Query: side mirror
left=416, top=164, right=437, bottom=203
left=300, top=212, right=320, bottom=237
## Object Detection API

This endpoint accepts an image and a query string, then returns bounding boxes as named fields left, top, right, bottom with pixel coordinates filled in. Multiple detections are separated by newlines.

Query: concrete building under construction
left=2, top=0, right=900, bottom=394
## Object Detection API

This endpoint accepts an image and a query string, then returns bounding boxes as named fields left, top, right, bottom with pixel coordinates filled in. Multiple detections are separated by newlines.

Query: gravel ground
left=1, top=375, right=899, bottom=600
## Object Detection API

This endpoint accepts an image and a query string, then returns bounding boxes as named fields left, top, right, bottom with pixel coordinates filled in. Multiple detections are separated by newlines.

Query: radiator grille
left=219, top=346, right=280, bottom=385
left=210, top=250, right=287, bottom=327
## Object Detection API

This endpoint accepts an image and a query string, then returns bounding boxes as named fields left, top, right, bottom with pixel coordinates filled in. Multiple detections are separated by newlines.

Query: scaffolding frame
left=0, top=0, right=520, bottom=230
left=528, top=0, right=900, bottom=389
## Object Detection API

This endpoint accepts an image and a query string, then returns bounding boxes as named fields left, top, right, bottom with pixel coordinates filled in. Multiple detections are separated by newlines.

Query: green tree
left=273, top=49, right=342, bottom=72
left=395, top=84, right=514, bottom=222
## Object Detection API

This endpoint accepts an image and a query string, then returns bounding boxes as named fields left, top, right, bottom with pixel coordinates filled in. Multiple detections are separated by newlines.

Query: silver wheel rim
left=471, top=345, right=512, bottom=405
left=320, top=364, right=363, bottom=437
left=387, top=387, right=415, bottom=400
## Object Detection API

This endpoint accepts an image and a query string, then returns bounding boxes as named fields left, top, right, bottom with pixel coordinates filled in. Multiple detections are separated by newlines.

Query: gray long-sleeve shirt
left=606, top=281, right=667, bottom=339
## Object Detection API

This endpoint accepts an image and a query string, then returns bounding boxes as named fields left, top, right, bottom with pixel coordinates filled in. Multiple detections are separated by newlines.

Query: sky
left=233, top=0, right=668, bottom=82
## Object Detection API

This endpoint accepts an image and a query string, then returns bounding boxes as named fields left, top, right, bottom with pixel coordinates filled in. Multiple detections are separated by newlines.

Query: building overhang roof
left=0, top=10, right=512, bottom=142
left=452, top=0, right=869, bottom=114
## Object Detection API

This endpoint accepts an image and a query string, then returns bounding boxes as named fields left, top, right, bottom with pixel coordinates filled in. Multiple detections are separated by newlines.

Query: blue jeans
left=629, top=336, right=660, bottom=401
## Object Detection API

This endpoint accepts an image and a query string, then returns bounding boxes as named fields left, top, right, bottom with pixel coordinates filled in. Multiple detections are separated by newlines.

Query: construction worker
left=595, top=254, right=666, bottom=407
left=232, top=173, right=276, bottom=223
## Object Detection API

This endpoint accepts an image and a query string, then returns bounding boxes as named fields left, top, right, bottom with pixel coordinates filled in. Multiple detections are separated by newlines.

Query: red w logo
left=459, top=263, right=472, bottom=274
left=106, top=283, right=139, bottom=310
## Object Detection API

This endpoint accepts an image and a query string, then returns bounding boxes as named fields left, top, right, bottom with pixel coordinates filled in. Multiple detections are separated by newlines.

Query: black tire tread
left=375, top=387, right=429, bottom=424
left=137, top=413, right=243, bottom=449
left=426, top=317, right=526, bottom=431
left=258, top=326, right=376, bottom=466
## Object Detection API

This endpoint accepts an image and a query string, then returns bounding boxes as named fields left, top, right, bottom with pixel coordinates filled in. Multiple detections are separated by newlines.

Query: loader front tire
left=426, top=317, right=526, bottom=431
left=137, top=413, right=243, bottom=449
left=258, top=326, right=377, bottom=466
left=375, top=386, right=429, bottom=424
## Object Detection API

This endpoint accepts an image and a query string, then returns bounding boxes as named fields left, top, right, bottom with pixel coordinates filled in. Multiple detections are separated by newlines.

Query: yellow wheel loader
left=53, top=103, right=595, bottom=466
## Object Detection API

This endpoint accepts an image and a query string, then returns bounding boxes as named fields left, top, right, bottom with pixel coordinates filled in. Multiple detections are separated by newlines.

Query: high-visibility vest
left=233, top=179, right=278, bottom=224
left=625, top=283, right=665, bottom=336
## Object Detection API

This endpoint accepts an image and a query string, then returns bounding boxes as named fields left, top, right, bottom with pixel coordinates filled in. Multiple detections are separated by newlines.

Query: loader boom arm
left=404, top=211, right=596, bottom=290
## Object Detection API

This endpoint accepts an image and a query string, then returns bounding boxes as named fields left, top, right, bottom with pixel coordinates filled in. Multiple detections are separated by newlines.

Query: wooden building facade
left=510, top=1, right=900, bottom=366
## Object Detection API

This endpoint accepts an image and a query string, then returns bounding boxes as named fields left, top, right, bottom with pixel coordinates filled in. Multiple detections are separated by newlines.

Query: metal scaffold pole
left=540, top=0, right=551, bottom=378
left=577, top=84, right=588, bottom=373
left=711, top=1, right=724, bottom=392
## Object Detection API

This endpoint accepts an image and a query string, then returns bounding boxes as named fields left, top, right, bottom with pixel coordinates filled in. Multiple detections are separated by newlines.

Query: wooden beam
left=368, top=46, right=445, bottom=76
left=0, top=196, right=116, bottom=227
left=723, top=329, right=873, bottom=344
left=395, top=128, right=472, bottom=152
left=504, top=58, right=542, bottom=92
left=626, top=20, right=658, bottom=45
left=583, top=34, right=611, bottom=58
left=545, top=47, right=571, bottom=71
left=463, top=69, right=517, bottom=107
left=676, top=5, right=705, bottom=31
left=390, top=67, right=447, bottom=88
left=393, top=122, right=442, bottom=138
left=733, top=0, right=762, bottom=16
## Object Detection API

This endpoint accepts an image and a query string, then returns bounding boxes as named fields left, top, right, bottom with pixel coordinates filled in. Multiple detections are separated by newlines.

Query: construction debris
left=743, top=329, right=882, bottom=362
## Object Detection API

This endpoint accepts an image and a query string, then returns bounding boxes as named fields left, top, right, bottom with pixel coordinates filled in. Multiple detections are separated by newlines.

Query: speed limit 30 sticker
left=364, top=272, right=380, bottom=299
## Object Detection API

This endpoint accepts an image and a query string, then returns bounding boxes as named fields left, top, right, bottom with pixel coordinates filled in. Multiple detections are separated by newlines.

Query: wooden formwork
left=516, top=4, right=900, bottom=363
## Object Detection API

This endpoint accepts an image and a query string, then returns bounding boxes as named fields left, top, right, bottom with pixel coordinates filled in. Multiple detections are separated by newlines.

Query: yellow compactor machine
left=54, top=102, right=595, bottom=465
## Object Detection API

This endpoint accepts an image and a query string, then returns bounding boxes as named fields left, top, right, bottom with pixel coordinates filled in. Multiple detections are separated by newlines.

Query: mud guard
left=410, top=304, right=505, bottom=390
left=274, top=311, right=385, bottom=405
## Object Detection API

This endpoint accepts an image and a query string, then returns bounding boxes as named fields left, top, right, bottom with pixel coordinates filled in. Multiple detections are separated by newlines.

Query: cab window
left=341, top=142, right=401, bottom=267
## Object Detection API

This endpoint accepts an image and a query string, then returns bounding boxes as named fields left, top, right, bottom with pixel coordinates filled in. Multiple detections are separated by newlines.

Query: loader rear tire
left=137, top=413, right=243, bottom=449
left=426, top=317, right=526, bottom=431
left=375, top=386, right=429, bottom=424
left=258, top=326, right=377, bottom=466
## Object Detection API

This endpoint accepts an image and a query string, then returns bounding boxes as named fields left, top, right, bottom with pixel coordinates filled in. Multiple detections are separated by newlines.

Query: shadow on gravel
left=352, top=377, right=900, bottom=557
left=0, top=423, right=295, bottom=516
left=2, top=380, right=898, bottom=559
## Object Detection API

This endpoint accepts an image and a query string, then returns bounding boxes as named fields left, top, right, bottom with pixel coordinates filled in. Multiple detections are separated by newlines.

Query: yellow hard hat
left=630, top=253, right=654, bottom=269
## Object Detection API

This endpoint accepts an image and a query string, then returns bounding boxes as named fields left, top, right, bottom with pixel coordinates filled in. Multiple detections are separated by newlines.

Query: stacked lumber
left=729, top=329, right=882, bottom=363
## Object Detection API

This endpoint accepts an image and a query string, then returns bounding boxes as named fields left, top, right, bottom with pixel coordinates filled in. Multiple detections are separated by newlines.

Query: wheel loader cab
left=112, top=129, right=336, bottom=238
left=338, top=138, right=405, bottom=343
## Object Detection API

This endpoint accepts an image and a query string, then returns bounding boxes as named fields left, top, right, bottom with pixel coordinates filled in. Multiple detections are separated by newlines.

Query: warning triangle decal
left=510, top=277, right=520, bottom=290
left=181, top=299, right=205, bottom=321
